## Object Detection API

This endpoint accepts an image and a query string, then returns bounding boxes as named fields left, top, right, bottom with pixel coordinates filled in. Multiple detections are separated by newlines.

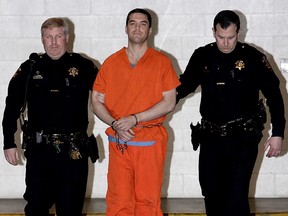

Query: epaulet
left=238, top=43, right=248, bottom=50
left=204, top=42, right=216, bottom=49
left=38, top=53, right=44, bottom=59
left=198, top=43, right=216, bottom=53
left=67, top=52, right=81, bottom=58
left=240, top=44, right=246, bottom=49
left=208, top=43, right=215, bottom=47
left=238, top=42, right=255, bottom=51
left=28, top=52, right=44, bottom=60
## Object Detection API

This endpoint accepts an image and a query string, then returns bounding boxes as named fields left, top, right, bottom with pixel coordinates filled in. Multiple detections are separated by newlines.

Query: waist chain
left=114, top=123, right=163, bottom=154
left=134, top=123, right=163, bottom=129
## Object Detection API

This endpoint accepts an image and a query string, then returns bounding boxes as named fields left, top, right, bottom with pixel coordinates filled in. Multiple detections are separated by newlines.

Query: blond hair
left=41, top=17, right=69, bottom=36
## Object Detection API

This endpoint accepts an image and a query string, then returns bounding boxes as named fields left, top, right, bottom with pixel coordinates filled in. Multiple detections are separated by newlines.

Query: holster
left=190, top=122, right=202, bottom=151
left=21, top=119, right=32, bottom=149
left=86, top=134, right=99, bottom=163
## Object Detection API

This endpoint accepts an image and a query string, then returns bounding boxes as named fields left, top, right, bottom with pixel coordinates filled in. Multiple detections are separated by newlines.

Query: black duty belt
left=201, top=118, right=256, bottom=137
left=35, top=131, right=85, bottom=144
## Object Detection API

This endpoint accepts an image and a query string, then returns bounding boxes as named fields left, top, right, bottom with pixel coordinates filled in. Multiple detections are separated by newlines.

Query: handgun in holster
left=20, top=112, right=31, bottom=149
left=86, top=134, right=99, bottom=163
left=190, top=122, right=202, bottom=151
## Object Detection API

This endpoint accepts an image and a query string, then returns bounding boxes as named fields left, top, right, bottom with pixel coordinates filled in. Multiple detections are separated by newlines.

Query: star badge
left=68, top=67, right=79, bottom=77
left=235, top=60, right=245, bottom=70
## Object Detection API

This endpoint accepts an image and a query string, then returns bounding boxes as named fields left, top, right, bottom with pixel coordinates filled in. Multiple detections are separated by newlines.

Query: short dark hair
left=126, top=8, right=152, bottom=28
left=213, top=10, right=240, bottom=32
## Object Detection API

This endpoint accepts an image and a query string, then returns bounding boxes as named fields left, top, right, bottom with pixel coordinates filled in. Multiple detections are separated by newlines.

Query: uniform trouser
left=106, top=138, right=167, bottom=216
left=23, top=141, right=88, bottom=216
left=199, top=132, right=261, bottom=216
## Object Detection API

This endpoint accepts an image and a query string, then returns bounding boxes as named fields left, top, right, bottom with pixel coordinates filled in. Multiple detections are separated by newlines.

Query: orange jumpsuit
left=93, top=47, right=180, bottom=216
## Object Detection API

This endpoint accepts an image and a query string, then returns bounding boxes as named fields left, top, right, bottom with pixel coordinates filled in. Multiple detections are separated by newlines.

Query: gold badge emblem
left=235, top=60, right=245, bottom=70
left=68, top=67, right=79, bottom=77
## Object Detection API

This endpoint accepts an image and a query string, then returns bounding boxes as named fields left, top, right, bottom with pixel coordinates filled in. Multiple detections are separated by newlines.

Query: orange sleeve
left=160, top=55, right=181, bottom=92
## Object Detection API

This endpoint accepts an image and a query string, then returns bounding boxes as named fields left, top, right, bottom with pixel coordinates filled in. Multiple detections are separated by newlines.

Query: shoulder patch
left=262, top=56, right=273, bottom=71
left=12, top=67, right=22, bottom=79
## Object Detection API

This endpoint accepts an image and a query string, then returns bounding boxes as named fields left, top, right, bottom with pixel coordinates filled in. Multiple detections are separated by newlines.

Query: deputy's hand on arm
left=91, top=90, right=114, bottom=124
left=264, top=136, right=283, bottom=158
left=4, top=148, right=19, bottom=166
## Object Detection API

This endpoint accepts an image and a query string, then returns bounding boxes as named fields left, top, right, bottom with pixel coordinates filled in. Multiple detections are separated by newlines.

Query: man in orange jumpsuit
left=91, top=8, right=180, bottom=216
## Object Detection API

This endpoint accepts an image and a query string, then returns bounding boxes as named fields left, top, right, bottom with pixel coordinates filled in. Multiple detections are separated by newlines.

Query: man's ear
left=212, top=27, right=217, bottom=38
left=65, top=34, right=69, bottom=43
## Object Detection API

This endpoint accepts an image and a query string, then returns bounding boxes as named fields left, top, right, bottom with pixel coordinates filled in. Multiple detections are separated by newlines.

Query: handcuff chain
left=115, top=132, right=127, bottom=154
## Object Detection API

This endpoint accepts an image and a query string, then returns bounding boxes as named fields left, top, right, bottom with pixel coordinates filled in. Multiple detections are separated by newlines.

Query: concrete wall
left=1, top=0, right=288, bottom=198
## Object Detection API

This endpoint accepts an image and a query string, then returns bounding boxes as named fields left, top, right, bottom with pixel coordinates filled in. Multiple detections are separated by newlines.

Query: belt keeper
left=131, top=114, right=138, bottom=126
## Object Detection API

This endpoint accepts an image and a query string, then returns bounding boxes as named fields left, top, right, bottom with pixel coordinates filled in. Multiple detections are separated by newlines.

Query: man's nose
left=223, top=38, right=228, bottom=46
left=51, top=36, right=57, bottom=44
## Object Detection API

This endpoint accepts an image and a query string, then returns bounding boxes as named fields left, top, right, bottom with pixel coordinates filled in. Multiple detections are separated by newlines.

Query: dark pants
left=199, top=132, right=261, bottom=216
left=23, top=140, right=88, bottom=216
